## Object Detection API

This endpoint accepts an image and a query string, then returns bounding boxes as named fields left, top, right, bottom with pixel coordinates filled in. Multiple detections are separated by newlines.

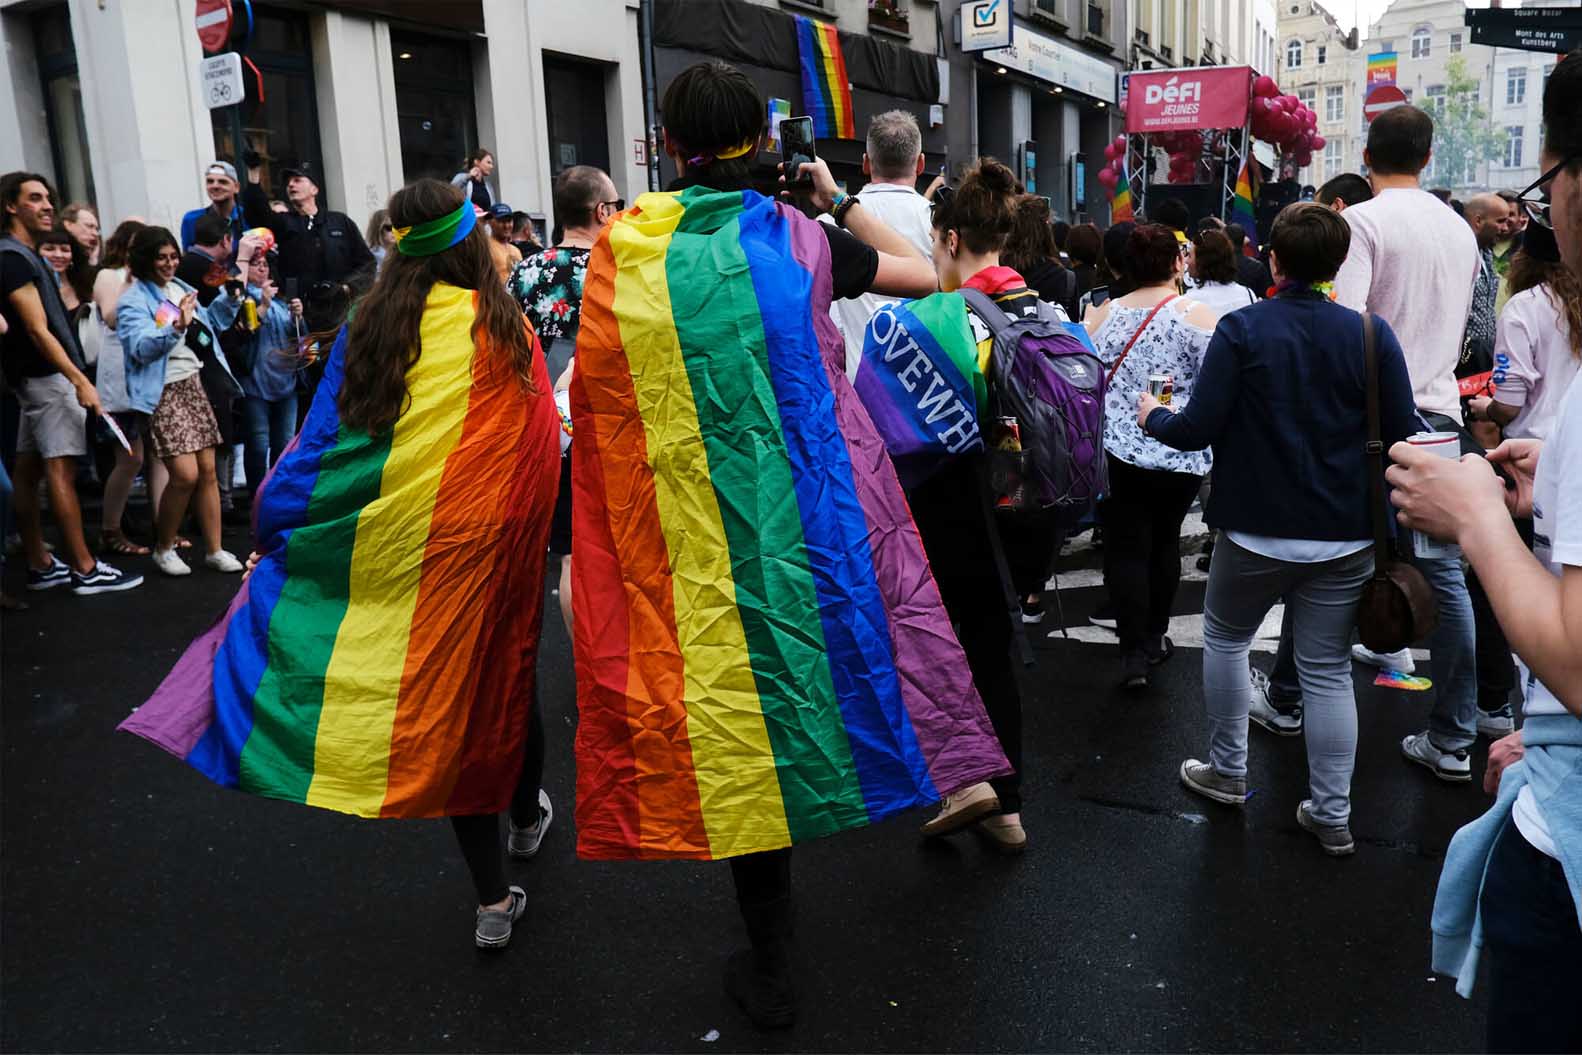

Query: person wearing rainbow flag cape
left=569, top=60, right=1012, bottom=1029
left=121, top=178, right=562, bottom=951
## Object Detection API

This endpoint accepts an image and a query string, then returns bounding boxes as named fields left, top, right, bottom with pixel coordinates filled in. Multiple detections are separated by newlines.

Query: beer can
left=242, top=296, right=260, bottom=332
left=996, top=415, right=1022, bottom=451
left=1407, top=432, right=1461, bottom=559
left=1149, top=373, right=1173, bottom=405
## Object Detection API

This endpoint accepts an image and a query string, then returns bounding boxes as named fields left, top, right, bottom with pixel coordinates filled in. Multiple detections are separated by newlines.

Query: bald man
left=1461, top=193, right=1505, bottom=422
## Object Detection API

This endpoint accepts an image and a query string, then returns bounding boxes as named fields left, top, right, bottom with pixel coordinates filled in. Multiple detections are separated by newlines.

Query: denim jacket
left=116, top=277, right=240, bottom=414
left=239, top=286, right=302, bottom=403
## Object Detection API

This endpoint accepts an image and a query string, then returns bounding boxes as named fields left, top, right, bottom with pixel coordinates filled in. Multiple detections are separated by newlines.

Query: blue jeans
left=1413, top=551, right=1478, bottom=752
left=1203, top=539, right=1374, bottom=826
left=241, top=396, right=297, bottom=495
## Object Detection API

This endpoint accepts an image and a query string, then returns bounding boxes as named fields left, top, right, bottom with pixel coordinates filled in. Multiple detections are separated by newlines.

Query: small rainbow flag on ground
left=1111, top=157, right=1135, bottom=223
left=570, top=187, right=1011, bottom=861
left=1231, top=155, right=1259, bottom=256
left=795, top=15, right=855, bottom=140
left=121, top=284, right=561, bottom=818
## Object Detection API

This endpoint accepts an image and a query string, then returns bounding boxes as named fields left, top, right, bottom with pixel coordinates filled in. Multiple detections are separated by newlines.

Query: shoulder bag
left=1355, top=313, right=1438, bottom=653
left=1105, top=294, right=1176, bottom=384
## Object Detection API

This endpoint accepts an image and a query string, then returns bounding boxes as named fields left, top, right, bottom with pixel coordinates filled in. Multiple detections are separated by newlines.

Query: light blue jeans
left=1203, top=539, right=1374, bottom=826
left=1413, top=552, right=1479, bottom=752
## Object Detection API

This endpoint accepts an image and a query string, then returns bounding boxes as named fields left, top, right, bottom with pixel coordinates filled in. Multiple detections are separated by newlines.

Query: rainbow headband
left=393, top=202, right=475, bottom=257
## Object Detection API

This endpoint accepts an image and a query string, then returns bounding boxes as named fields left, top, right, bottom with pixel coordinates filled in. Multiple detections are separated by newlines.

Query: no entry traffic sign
left=1364, top=84, right=1407, bottom=123
left=194, top=0, right=233, bottom=54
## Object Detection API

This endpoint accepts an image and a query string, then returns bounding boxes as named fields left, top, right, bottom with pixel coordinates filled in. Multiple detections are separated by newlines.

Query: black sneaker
left=26, top=556, right=72, bottom=592
left=71, top=561, right=144, bottom=595
left=1120, top=650, right=1148, bottom=690
left=1144, top=635, right=1175, bottom=665
left=1089, top=601, right=1118, bottom=631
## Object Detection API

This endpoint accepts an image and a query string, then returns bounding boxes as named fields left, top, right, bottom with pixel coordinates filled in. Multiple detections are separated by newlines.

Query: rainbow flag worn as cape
left=1231, top=156, right=1259, bottom=256
left=795, top=15, right=855, bottom=140
left=570, top=187, right=1012, bottom=861
left=1111, top=157, right=1135, bottom=223
left=120, top=284, right=561, bottom=818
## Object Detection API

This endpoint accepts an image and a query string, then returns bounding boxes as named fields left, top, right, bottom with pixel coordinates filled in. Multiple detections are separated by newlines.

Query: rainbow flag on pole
left=794, top=15, right=856, bottom=139
left=1111, top=156, right=1135, bottom=223
left=120, top=285, right=562, bottom=818
left=1231, top=155, right=1259, bottom=256
left=569, top=188, right=1011, bottom=861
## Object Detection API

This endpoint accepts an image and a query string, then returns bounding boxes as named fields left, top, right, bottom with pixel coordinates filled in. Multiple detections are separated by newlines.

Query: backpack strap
left=958, top=285, right=1015, bottom=336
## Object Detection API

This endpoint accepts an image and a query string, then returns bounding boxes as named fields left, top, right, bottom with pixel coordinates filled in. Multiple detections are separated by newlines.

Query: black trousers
left=907, top=459, right=1024, bottom=814
left=1481, top=822, right=1582, bottom=1053
left=1100, top=455, right=1202, bottom=654
left=448, top=699, right=546, bottom=905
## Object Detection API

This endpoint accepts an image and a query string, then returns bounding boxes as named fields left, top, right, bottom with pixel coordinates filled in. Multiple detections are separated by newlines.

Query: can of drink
left=996, top=415, right=1022, bottom=451
left=1407, top=431, right=1462, bottom=559
left=242, top=296, right=260, bottom=332
left=1149, top=373, right=1173, bottom=405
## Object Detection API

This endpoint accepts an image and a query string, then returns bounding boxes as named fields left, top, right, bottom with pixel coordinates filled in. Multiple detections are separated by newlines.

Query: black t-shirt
left=1, top=249, right=58, bottom=381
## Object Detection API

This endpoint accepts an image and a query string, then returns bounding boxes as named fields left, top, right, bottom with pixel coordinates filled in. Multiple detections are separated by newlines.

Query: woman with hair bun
left=1084, top=223, right=1221, bottom=689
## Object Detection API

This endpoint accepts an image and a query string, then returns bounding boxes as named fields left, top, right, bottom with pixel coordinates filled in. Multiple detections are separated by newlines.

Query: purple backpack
left=958, top=287, right=1108, bottom=514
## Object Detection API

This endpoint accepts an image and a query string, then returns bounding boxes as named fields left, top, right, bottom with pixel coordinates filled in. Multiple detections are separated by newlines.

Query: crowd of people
left=7, top=48, right=1582, bottom=1049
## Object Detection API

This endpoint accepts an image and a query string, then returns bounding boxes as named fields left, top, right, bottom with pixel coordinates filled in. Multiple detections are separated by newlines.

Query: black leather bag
left=1356, top=314, right=1439, bottom=653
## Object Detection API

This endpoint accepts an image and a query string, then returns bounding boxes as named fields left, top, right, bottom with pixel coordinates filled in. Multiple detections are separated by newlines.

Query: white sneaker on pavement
left=152, top=547, right=192, bottom=577
left=1351, top=644, right=1415, bottom=674
left=204, top=549, right=244, bottom=573
left=1400, top=731, right=1472, bottom=783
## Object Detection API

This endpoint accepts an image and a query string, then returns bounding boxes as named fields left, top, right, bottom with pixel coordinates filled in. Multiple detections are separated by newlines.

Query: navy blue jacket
left=1145, top=290, right=1421, bottom=541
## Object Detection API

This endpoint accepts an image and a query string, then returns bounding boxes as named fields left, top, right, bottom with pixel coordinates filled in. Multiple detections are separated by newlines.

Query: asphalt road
left=2, top=512, right=1495, bottom=1052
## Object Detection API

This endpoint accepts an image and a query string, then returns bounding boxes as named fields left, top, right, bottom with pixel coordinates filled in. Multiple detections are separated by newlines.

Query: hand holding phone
left=779, top=116, right=816, bottom=186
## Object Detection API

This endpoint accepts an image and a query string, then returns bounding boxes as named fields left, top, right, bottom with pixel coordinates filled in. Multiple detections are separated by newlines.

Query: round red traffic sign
left=1364, top=85, right=1408, bottom=123
left=194, top=0, right=233, bottom=53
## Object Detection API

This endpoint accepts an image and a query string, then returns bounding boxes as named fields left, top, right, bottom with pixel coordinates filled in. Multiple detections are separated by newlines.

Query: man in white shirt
left=827, top=110, right=936, bottom=378
left=1333, top=104, right=1483, bottom=782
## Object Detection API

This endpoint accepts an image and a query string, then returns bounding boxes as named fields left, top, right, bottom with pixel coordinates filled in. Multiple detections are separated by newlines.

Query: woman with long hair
left=1468, top=221, right=1580, bottom=444
left=364, top=208, right=397, bottom=271
left=1002, top=193, right=1073, bottom=311
left=122, top=178, right=561, bottom=951
left=115, top=227, right=243, bottom=576
left=1084, top=224, right=1220, bottom=689
left=93, top=220, right=158, bottom=555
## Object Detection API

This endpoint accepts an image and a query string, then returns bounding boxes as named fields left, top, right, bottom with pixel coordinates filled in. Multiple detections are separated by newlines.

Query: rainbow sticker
left=1374, top=669, right=1432, bottom=692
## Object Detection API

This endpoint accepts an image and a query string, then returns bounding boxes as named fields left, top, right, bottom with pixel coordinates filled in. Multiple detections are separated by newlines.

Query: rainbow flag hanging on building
left=1231, top=155, right=1260, bottom=256
left=794, top=14, right=856, bottom=140
left=569, top=187, right=1011, bottom=861
left=1367, top=51, right=1397, bottom=88
left=120, top=285, right=562, bottom=819
left=1111, top=157, right=1135, bottom=223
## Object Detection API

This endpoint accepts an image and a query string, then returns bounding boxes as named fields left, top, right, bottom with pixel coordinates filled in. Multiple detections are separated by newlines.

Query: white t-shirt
left=1512, top=370, right=1582, bottom=858
left=827, top=182, right=936, bottom=379
left=1184, top=280, right=1256, bottom=316
left=156, top=282, right=202, bottom=387
left=1493, top=284, right=1581, bottom=443
left=1333, top=187, right=1478, bottom=422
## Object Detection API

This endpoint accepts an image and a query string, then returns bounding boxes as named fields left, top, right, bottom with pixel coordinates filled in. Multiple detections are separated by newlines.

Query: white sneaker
left=507, top=789, right=554, bottom=859
left=1351, top=644, right=1415, bottom=674
left=1248, top=667, right=1303, bottom=737
left=204, top=549, right=244, bottom=573
left=152, top=547, right=192, bottom=577
left=1400, top=731, right=1472, bottom=783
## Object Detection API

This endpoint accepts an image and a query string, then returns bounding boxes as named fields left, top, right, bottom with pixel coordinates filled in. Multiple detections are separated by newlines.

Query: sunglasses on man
left=1514, top=155, right=1578, bottom=231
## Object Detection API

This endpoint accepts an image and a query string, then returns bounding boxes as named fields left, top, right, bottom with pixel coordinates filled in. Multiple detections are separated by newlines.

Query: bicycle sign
left=201, top=52, right=244, bottom=110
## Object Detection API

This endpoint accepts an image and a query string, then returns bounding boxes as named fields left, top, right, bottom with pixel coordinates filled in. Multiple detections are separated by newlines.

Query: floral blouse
left=508, top=247, right=590, bottom=372
left=1091, top=300, right=1214, bottom=477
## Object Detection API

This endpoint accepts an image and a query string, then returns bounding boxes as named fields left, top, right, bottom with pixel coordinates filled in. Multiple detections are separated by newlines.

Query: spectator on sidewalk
left=485, top=203, right=523, bottom=285
left=180, top=161, right=246, bottom=258
left=1143, top=202, right=1419, bottom=856
left=450, top=148, right=496, bottom=214
left=60, top=202, right=100, bottom=267
left=1332, top=104, right=1483, bottom=784
left=1, top=171, right=141, bottom=595
left=364, top=209, right=396, bottom=272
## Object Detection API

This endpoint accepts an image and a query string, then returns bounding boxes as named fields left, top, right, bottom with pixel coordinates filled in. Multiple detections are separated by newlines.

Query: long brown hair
left=101, top=219, right=146, bottom=270
left=1002, top=193, right=1063, bottom=275
left=339, top=179, right=535, bottom=434
left=1508, top=249, right=1582, bottom=362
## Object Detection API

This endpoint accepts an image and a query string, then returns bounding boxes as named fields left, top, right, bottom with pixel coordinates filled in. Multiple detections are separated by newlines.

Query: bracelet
left=832, top=193, right=858, bottom=228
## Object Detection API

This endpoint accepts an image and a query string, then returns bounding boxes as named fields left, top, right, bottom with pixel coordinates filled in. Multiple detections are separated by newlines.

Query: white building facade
left=1275, top=0, right=1360, bottom=188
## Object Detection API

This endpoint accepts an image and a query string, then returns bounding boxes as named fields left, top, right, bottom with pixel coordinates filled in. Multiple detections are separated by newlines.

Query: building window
left=869, top=0, right=910, bottom=35
left=31, top=8, right=94, bottom=207
left=392, top=32, right=480, bottom=185
left=1323, top=138, right=1342, bottom=175
left=1285, top=38, right=1303, bottom=68
left=1297, top=87, right=1316, bottom=110
left=1424, top=84, right=1446, bottom=112
left=210, top=8, right=323, bottom=209
left=1316, top=44, right=1326, bottom=65
left=1325, top=84, right=1344, bottom=123
left=1507, top=67, right=1527, bottom=106
left=1450, top=32, right=1462, bottom=53
left=1504, top=126, right=1524, bottom=168
left=1411, top=26, right=1431, bottom=59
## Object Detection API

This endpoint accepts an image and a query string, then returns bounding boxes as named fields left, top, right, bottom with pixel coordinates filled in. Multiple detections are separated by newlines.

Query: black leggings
left=449, top=698, right=546, bottom=905
left=907, top=460, right=1024, bottom=814
left=1100, top=455, right=1202, bottom=654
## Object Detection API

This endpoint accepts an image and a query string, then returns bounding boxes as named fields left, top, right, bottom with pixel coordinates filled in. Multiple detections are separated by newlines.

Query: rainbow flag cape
left=1111, top=157, right=1135, bottom=223
left=1231, top=155, right=1259, bottom=256
left=120, top=284, right=562, bottom=818
left=569, top=187, right=1011, bottom=861
left=795, top=15, right=855, bottom=140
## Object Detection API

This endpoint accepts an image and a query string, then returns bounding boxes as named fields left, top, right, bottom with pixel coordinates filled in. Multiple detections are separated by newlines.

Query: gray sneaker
left=507, top=789, right=553, bottom=859
left=1178, top=759, right=1247, bottom=805
left=1400, top=731, right=1472, bottom=783
left=1297, top=800, right=1355, bottom=856
left=474, top=885, right=527, bottom=950
left=1476, top=704, right=1516, bottom=739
